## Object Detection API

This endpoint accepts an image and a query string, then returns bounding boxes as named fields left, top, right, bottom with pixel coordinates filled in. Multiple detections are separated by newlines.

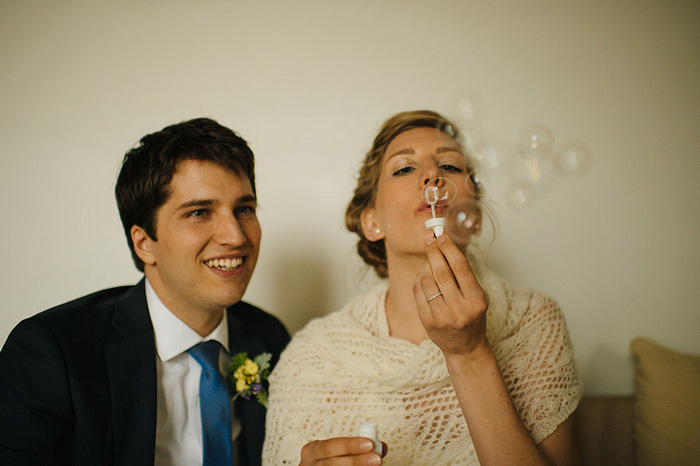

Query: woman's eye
left=392, top=166, right=414, bottom=176
left=440, top=164, right=463, bottom=173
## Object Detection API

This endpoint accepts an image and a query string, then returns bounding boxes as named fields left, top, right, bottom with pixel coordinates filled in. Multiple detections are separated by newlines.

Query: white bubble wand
left=423, top=178, right=455, bottom=237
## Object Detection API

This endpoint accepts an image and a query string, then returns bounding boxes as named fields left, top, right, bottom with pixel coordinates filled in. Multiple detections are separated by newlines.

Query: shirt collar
left=145, top=279, right=229, bottom=362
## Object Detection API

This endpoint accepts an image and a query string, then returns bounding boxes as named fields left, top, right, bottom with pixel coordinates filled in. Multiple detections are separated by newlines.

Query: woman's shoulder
left=280, top=283, right=388, bottom=349
left=295, top=282, right=388, bottom=334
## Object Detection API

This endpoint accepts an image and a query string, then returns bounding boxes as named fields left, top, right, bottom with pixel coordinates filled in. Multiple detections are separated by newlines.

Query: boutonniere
left=229, top=352, right=272, bottom=406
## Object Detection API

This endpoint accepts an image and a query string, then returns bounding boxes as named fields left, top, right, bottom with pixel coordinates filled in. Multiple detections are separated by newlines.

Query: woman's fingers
left=431, top=234, right=481, bottom=293
left=419, top=233, right=489, bottom=329
left=299, top=437, right=383, bottom=465
left=422, top=234, right=460, bottom=301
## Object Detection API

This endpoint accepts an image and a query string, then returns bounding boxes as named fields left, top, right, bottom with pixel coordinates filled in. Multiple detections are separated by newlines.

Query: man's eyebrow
left=177, top=194, right=257, bottom=210
left=238, top=194, right=257, bottom=204
left=177, top=199, right=216, bottom=210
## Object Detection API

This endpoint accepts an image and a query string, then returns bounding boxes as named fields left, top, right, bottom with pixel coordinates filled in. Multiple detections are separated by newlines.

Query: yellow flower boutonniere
left=229, top=352, right=272, bottom=406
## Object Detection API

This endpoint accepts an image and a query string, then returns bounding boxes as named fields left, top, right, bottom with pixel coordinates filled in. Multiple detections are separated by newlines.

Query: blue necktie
left=188, top=340, right=233, bottom=466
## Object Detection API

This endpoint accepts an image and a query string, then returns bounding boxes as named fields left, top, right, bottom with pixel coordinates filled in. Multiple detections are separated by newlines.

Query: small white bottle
left=357, top=422, right=382, bottom=455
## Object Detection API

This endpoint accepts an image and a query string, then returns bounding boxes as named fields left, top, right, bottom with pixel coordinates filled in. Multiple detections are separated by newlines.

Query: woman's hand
left=299, top=437, right=387, bottom=466
left=413, top=233, right=490, bottom=358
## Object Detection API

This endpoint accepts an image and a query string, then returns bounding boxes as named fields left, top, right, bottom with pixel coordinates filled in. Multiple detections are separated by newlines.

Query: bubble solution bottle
left=357, top=422, right=382, bottom=455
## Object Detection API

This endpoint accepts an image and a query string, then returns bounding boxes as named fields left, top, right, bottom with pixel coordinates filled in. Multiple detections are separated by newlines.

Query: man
left=0, top=118, right=289, bottom=466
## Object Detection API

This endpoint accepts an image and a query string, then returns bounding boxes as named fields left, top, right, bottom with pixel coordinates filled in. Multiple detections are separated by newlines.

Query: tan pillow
left=631, top=337, right=700, bottom=465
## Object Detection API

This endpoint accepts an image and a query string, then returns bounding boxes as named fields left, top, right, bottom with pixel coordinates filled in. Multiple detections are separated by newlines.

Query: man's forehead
left=167, top=159, right=255, bottom=200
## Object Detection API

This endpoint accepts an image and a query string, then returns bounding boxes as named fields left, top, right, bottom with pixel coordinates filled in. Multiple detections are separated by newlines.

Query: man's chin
left=217, top=290, right=247, bottom=309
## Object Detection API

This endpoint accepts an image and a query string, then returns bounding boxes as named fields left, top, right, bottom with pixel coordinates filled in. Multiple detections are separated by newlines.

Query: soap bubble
left=554, top=141, right=591, bottom=176
left=522, top=157, right=555, bottom=184
left=518, top=124, right=554, bottom=160
left=422, top=177, right=457, bottom=207
left=467, top=134, right=509, bottom=197
left=452, top=90, right=483, bottom=127
left=506, top=181, right=536, bottom=211
left=446, top=198, right=481, bottom=242
left=474, top=139, right=504, bottom=172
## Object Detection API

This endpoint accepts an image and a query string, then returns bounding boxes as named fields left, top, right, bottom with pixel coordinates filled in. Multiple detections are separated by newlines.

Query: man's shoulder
left=229, top=301, right=285, bottom=329
left=227, top=301, right=290, bottom=347
left=17, top=282, right=145, bottom=337
left=52, top=284, right=138, bottom=310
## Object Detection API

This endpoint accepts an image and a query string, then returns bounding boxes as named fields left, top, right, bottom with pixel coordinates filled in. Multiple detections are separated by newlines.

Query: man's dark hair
left=115, top=117, right=256, bottom=272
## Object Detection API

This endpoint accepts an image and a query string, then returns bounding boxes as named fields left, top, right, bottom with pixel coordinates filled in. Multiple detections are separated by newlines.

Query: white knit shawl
left=263, top=269, right=582, bottom=465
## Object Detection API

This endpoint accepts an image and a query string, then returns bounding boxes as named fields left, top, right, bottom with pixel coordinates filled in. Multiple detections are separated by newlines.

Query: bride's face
left=361, top=127, right=478, bottom=258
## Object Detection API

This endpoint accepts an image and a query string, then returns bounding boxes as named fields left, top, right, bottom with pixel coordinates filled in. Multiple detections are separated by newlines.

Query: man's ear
left=360, top=208, right=384, bottom=242
left=131, top=225, right=156, bottom=266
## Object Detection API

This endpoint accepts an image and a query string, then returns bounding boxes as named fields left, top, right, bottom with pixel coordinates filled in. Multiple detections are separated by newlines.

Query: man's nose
left=215, top=214, right=246, bottom=246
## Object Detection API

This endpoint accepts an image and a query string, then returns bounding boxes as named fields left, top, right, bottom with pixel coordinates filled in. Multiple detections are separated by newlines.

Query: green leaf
left=229, top=352, right=248, bottom=372
left=256, top=390, right=268, bottom=407
left=254, top=352, right=272, bottom=372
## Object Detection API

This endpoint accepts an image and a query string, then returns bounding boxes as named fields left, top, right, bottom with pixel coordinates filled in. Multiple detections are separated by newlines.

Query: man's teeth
left=205, top=258, right=243, bottom=271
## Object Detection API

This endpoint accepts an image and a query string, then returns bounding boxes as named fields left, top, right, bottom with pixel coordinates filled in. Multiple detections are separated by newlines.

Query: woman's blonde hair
left=345, top=110, right=483, bottom=278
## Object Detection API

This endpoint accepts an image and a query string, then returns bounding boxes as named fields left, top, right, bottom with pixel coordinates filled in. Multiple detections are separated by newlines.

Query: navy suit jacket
left=0, top=280, right=289, bottom=466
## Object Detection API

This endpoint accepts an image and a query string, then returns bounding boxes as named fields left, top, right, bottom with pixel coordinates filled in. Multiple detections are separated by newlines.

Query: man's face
left=135, top=159, right=261, bottom=327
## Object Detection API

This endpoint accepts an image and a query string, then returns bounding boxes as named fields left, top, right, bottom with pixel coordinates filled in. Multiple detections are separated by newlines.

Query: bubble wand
left=423, top=181, right=451, bottom=237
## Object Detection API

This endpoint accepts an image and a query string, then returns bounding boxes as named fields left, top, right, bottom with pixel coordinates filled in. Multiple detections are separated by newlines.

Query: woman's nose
left=421, top=164, right=441, bottom=186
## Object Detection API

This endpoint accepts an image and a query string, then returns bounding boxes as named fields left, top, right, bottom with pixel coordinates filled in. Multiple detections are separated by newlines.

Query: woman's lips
left=418, top=203, right=447, bottom=215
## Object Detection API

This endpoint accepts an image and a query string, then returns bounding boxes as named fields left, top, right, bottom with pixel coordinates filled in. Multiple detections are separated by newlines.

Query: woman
left=263, top=111, right=582, bottom=465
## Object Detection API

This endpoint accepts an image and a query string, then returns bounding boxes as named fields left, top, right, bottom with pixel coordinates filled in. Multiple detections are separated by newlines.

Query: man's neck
left=145, top=276, right=225, bottom=337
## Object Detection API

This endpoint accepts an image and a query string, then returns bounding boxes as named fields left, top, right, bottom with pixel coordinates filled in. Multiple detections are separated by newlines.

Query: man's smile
left=204, top=257, right=244, bottom=271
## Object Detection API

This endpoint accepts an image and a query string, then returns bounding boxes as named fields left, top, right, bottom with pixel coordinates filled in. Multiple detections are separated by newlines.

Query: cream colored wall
left=1, top=0, right=698, bottom=395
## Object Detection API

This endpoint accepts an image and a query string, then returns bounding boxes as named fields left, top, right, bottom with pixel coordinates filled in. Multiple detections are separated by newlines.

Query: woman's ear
left=360, top=208, right=384, bottom=242
left=131, top=225, right=156, bottom=266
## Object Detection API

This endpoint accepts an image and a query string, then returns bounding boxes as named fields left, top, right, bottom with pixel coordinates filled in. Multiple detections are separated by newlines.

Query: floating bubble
left=506, top=181, right=537, bottom=211
left=435, top=121, right=457, bottom=141
left=446, top=198, right=481, bottom=242
left=474, top=140, right=502, bottom=172
left=452, top=90, right=483, bottom=128
left=554, top=141, right=591, bottom=176
left=518, top=124, right=554, bottom=160
left=523, top=157, right=556, bottom=185
left=469, top=172, right=484, bottom=198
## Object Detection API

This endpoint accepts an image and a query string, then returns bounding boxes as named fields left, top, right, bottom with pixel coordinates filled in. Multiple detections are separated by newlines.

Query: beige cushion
left=631, top=337, right=700, bottom=465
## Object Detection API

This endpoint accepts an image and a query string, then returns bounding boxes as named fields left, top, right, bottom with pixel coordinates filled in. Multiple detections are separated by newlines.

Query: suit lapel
left=227, top=304, right=266, bottom=466
left=105, top=280, right=157, bottom=466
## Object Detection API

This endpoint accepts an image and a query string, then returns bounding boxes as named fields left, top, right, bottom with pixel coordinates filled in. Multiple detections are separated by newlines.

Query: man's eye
left=187, top=209, right=208, bottom=218
left=392, top=166, right=414, bottom=176
left=236, top=205, right=257, bottom=215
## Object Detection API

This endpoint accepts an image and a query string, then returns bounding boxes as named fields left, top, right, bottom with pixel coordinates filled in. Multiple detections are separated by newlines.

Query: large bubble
left=518, top=124, right=554, bottom=161
left=446, top=198, right=481, bottom=242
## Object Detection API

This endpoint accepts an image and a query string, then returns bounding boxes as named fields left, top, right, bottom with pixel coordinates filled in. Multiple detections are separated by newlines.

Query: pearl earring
left=375, top=228, right=381, bottom=234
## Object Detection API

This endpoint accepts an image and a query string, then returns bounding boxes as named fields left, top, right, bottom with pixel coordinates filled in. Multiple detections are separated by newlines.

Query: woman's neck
left=384, top=255, right=431, bottom=345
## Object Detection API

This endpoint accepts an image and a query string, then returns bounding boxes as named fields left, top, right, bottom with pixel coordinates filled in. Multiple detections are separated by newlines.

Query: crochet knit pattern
left=263, top=269, right=582, bottom=465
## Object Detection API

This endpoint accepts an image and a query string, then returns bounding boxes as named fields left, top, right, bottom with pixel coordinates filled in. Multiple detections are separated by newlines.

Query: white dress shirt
left=146, top=280, right=241, bottom=466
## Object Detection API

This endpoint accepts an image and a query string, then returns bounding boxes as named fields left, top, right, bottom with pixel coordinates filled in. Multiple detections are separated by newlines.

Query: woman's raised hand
left=413, top=233, right=490, bottom=358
